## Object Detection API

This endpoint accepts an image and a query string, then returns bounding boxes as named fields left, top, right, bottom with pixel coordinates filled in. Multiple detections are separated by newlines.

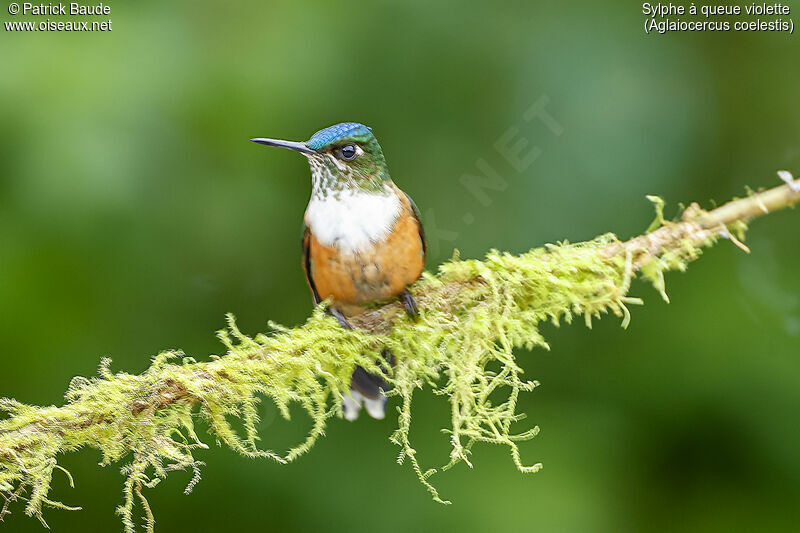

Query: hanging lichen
left=1, top=179, right=798, bottom=532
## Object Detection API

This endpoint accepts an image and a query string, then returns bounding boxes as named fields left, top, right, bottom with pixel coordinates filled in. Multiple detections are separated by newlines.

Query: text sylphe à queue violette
left=643, top=2, right=791, bottom=18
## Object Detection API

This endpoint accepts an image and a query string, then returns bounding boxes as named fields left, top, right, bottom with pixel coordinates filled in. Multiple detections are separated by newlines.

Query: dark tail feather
left=351, top=365, right=387, bottom=400
left=343, top=350, right=394, bottom=421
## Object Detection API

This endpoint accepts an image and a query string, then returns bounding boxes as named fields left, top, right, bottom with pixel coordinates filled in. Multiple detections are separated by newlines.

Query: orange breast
left=307, top=199, right=424, bottom=307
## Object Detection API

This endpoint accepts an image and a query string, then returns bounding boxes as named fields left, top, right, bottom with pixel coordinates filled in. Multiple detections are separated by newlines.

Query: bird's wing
left=302, top=224, right=321, bottom=305
left=404, top=192, right=427, bottom=259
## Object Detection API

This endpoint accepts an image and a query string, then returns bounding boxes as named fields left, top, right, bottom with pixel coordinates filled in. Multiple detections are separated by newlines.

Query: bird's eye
left=338, top=144, right=357, bottom=161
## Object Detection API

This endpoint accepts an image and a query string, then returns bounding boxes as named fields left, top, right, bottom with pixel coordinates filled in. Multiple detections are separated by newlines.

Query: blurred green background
left=2, top=1, right=800, bottom=531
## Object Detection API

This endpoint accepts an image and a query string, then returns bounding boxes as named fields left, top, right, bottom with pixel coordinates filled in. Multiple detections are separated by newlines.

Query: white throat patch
left=305, top=189, right=402, bottom=253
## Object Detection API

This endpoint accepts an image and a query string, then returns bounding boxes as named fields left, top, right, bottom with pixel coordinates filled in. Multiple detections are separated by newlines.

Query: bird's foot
left=400, top=289, right=419, bottom=318
left=328, top=307, right=354, bottom=330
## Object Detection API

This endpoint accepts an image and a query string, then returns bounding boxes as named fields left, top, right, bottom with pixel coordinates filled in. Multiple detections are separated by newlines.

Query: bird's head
left=252, top=122, right=391, bottom=197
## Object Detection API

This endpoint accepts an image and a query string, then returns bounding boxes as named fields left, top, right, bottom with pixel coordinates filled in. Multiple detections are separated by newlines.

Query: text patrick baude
left=20, top=3, right=110, bottom=15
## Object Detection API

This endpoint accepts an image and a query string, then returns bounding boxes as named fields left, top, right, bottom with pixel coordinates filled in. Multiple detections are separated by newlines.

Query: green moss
left=0, top=201, right=733, bottom=531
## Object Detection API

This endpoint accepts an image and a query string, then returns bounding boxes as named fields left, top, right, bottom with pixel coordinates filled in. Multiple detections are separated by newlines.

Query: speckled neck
left=308, top=154, right=389, bottom=199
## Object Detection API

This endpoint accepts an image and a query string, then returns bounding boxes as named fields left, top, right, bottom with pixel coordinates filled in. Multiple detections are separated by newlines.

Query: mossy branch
left=1, top=175, right=798, bottom=531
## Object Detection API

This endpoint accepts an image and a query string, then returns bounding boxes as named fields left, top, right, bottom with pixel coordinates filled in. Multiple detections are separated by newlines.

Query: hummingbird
left=251, top=122, right=426, bottom=421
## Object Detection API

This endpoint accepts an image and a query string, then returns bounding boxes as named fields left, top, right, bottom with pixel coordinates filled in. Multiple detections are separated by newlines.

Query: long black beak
left=250, top=138, right=316, bottom=155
